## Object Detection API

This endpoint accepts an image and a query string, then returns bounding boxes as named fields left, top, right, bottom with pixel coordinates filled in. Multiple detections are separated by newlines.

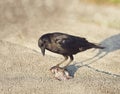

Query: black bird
left=38, top=32, right=104, bottom=68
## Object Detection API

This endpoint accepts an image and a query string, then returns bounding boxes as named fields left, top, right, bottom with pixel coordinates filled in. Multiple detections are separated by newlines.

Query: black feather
left=38, top=32, right=104, bottom=60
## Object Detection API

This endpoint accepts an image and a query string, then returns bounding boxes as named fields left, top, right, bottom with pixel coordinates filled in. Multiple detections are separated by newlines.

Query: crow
left=38, top=32, right=104, bottom=68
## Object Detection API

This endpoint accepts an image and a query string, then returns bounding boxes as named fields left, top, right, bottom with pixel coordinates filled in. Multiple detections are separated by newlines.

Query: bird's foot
left=55, top=64, right=60, bottom=67
left=50, top=65, right=61, bottom=71
left=63, top=66, right=68, bottom=70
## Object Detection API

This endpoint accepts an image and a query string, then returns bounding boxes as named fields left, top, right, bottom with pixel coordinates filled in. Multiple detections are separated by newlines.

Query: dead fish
left=50, top=66, right=72, bottom=81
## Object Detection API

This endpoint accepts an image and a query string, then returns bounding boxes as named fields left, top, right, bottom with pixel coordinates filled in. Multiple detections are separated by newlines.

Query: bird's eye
left=38, top=41, right=44, bottom=47
left=40, top=43, right=44, bottom=47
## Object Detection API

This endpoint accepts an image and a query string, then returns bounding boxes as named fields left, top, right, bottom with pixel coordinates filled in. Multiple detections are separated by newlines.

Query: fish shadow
left=66, top=64, right=120, bottom=77
left=66, top=34, right=120, bottom=77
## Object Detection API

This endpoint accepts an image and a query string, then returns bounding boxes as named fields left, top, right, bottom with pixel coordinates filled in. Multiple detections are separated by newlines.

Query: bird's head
left=38, top=34, right=50, bottom=56
left=38, top=38, right=46, bottom=56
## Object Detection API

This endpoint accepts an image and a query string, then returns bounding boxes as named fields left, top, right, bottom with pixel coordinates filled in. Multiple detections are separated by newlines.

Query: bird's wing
left=54, top=35, right=87, bottom=50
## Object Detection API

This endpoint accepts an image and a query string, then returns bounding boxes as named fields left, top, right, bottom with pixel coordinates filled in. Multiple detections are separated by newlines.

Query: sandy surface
left=0, top=0, right=120, bottom=94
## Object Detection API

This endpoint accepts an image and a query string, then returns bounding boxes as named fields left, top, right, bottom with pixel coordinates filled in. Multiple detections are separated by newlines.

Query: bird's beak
left=41, top=46, right=45, bottom=56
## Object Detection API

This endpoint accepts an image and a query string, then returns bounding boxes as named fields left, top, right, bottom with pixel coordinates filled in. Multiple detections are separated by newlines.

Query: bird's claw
left=56, top=64, right=60, bottom=67
left=63, top=66, right=68, bottom=70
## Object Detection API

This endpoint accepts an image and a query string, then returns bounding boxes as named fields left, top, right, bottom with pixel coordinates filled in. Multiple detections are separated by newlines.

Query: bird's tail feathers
left=90, top=43, right=105, bottom=49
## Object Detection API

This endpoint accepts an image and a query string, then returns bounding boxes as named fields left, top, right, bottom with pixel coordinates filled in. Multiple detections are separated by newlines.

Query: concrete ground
left=0, top=0, right=120, bottom=94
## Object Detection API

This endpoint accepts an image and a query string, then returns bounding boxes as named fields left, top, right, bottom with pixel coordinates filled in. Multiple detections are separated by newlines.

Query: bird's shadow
left=66, top=34, right=120, bottom=77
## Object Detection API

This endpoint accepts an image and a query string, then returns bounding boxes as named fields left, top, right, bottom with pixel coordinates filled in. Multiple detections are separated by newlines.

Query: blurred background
left=0, top=0, right=120, bottom=51
left=83, top=0, right=120, bottom=4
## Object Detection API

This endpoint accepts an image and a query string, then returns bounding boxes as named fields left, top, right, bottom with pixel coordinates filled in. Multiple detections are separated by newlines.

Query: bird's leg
left=64, top=55, right=74, bottom=68
left=56, top=56, right=68, bottom=67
